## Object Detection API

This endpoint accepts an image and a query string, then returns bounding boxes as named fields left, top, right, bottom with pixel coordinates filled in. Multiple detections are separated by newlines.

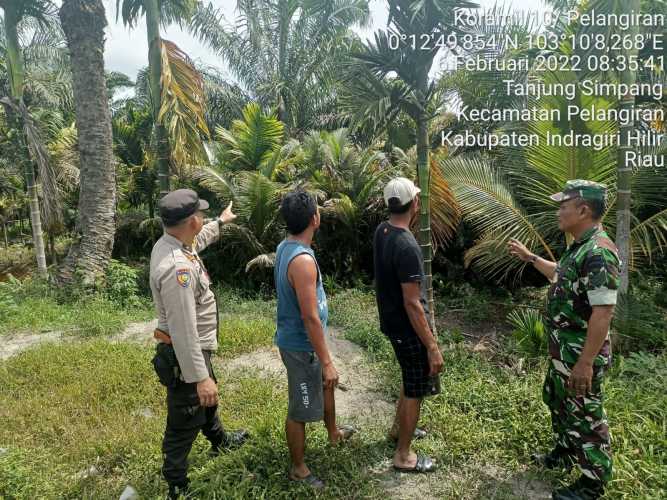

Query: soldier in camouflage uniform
left=508, top=180, right=620, bottom=500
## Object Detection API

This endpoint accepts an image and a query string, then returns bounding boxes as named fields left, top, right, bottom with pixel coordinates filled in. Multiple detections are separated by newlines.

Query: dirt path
left=0, top=319, right=158, bottom=360
left=217, top=328, right=551, bottom=499
left=219, top=327, right=394, bottom=426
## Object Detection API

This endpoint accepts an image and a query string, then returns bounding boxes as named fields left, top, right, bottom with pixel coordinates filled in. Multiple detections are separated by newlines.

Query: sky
left=97, top=0, right=548, bottom=84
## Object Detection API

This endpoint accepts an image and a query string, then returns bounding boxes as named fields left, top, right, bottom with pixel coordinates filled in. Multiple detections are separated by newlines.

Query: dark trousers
left=162, top=350, right=226, bottom=486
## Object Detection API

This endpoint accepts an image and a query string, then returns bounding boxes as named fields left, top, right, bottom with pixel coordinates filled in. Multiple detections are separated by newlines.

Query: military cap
left=550, top=180, right=607, bottom=203
left=158, top=189, right=209, bottom=225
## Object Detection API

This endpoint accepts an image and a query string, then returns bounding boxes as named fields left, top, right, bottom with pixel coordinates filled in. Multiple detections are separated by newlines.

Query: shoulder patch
left=176, top=268, right=191, bottom=288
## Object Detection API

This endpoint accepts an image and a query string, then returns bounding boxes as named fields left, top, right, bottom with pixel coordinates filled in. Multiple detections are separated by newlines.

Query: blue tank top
left=274, top=239, right=328, bottom=351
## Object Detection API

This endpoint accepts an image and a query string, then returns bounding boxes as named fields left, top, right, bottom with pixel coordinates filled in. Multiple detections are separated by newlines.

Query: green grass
left=216, top=288, right=276, bottom=356
left=0, top=341, right=385, bottom=499
left=0, top=288, right=665, bottom=499
left=216, top=287, right=276, bottom=320
left=0, top=278, right=153, bottom=337
left=330, top=290, right=667, bottom=500
left=217, top=317, right=275, bottom=356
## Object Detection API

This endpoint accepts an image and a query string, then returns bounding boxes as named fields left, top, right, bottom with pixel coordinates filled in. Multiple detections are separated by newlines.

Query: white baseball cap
left=383, top=177, right=421, bottom=208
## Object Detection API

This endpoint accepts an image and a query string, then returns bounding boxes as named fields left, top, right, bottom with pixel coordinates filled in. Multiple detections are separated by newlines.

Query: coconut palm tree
left=0, top=0, right=60, bottom=277
left=115, top=0, right=209, bottom=196
left=57, top=0, right=116, bottom=285
left=344, top=0, right=476, bottom=329
left=439, top=65, right=667, bottom=283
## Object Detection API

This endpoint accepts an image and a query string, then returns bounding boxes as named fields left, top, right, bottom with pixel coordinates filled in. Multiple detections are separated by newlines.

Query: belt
left=154, top=328, right=214, bottom=356
left=154, top=328, right=172, bottom=344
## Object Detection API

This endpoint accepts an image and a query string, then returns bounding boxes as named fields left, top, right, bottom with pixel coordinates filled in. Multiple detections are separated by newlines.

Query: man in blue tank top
left=275, top=191, right=356, bottom=489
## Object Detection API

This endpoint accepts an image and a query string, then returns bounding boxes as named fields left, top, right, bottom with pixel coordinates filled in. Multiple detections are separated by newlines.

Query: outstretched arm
left=195, top=201, right=236, bottom=251
left=508, top=238, right=557, bottom=281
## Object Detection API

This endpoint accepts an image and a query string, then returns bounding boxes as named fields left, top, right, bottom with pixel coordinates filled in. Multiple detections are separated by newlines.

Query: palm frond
left=157, top=39, right=210, bottom=170
left=193, top=165, right=234, bottom=200
left=428, top=155, right=461, bottom=251
left=439, top=153, right=556, bottom=282
left=322, top=194, right=357, bottom=228
left=219, top=222, right=268, bottom=258
left=235, top=170, right=282, bottom=241
left=214, top=102, right=284, bottom=171
left=192, top=0, right=368, bottom=134
left=0, top=97, right=62, bottom=231
left=47, top=121, right=79, bottom=193
left=245, top=252, right=276, bottom=273
left=630, top=209, right=667, bottom=269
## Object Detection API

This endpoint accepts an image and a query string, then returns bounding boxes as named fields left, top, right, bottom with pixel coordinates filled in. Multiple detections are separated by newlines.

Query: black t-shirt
left=373, top=221, right=429, bottom=338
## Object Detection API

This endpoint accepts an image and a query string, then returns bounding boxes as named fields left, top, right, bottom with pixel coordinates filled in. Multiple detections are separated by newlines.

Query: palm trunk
left=616, top=0, right=641, bottom=297
left=146, top=0, right=170, bottom=197
left=49, top=233, right=57, bottom=265
left=277, top=10, right=288, bottom=127
left=58, top=0, right=116, bottom=286
left=416, top=71, right=436, bottom=334
left=3, top=8, right=48, bottom=279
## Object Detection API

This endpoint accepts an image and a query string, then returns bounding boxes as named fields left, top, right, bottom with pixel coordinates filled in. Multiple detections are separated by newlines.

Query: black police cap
left=158, top=189, right=209, bottom=225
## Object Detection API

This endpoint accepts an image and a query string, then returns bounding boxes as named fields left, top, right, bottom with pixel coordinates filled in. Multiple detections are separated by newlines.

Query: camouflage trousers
left=542, top=357, right=612, bottom=483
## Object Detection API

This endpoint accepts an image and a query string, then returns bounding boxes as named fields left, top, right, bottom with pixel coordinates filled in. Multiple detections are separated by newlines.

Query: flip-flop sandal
left=413, top=427, right=427, bottom=439
left=331, top=424, right=358, bottom=446
left=288, top=473, right=325, bottom=489
left=393, top=453, right=437, bottom=474
left=389, top=427, right=427, bottom=442
left=221, top=429, right=250, bottom=450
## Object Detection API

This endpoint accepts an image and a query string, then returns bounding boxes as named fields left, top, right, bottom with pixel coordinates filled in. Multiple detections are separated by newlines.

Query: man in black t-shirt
left=373, top=177, right=444, bottom=474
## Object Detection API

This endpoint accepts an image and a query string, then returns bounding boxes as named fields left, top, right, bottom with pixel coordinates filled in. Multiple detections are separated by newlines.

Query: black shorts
left=389, top=335, right=441, bottom=399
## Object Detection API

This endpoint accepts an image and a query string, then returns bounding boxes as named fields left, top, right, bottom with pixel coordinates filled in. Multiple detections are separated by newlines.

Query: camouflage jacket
left=546, top=226, right=620, bottom=367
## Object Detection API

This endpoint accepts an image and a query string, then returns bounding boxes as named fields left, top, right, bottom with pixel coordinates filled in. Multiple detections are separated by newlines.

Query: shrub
left=613, top=290, right=667, bottom=353
left=0, top=277, right=19, bottom=321
left=103, top=260, right=142, bottom=308
left=507, top=308, right=547, bottom=358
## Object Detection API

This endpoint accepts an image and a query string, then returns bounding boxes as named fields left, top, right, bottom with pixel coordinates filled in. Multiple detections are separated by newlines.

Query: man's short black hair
left=387, top=197, right=413, bottom=214
left=280, top=191, right=317, bottom=235
left=575, top=197, right=605, bottom=220
left=162, top=212, right=199, bottom=228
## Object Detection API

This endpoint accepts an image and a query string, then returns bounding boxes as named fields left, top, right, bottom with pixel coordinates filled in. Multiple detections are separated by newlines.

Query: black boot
left=532, top=446, right=575, bottom=470
left=552, top=476, right=605, bottom=500
left=209, top=429, right=250, bottom=456
left=167, top=482, right=189, bottom=500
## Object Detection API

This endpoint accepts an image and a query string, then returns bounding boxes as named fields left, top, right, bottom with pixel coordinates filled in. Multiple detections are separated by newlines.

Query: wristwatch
left=528, top=254, right=538, bottom=264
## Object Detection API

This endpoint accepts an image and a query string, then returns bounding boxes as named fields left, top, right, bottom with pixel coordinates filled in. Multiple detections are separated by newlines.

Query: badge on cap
left=176, top=269, right=191, bottom=288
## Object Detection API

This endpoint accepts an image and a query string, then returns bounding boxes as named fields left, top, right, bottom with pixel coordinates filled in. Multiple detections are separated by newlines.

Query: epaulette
left=593, top=234, right=618, bottom=253
left=170, top=247, right=191, bottom=266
